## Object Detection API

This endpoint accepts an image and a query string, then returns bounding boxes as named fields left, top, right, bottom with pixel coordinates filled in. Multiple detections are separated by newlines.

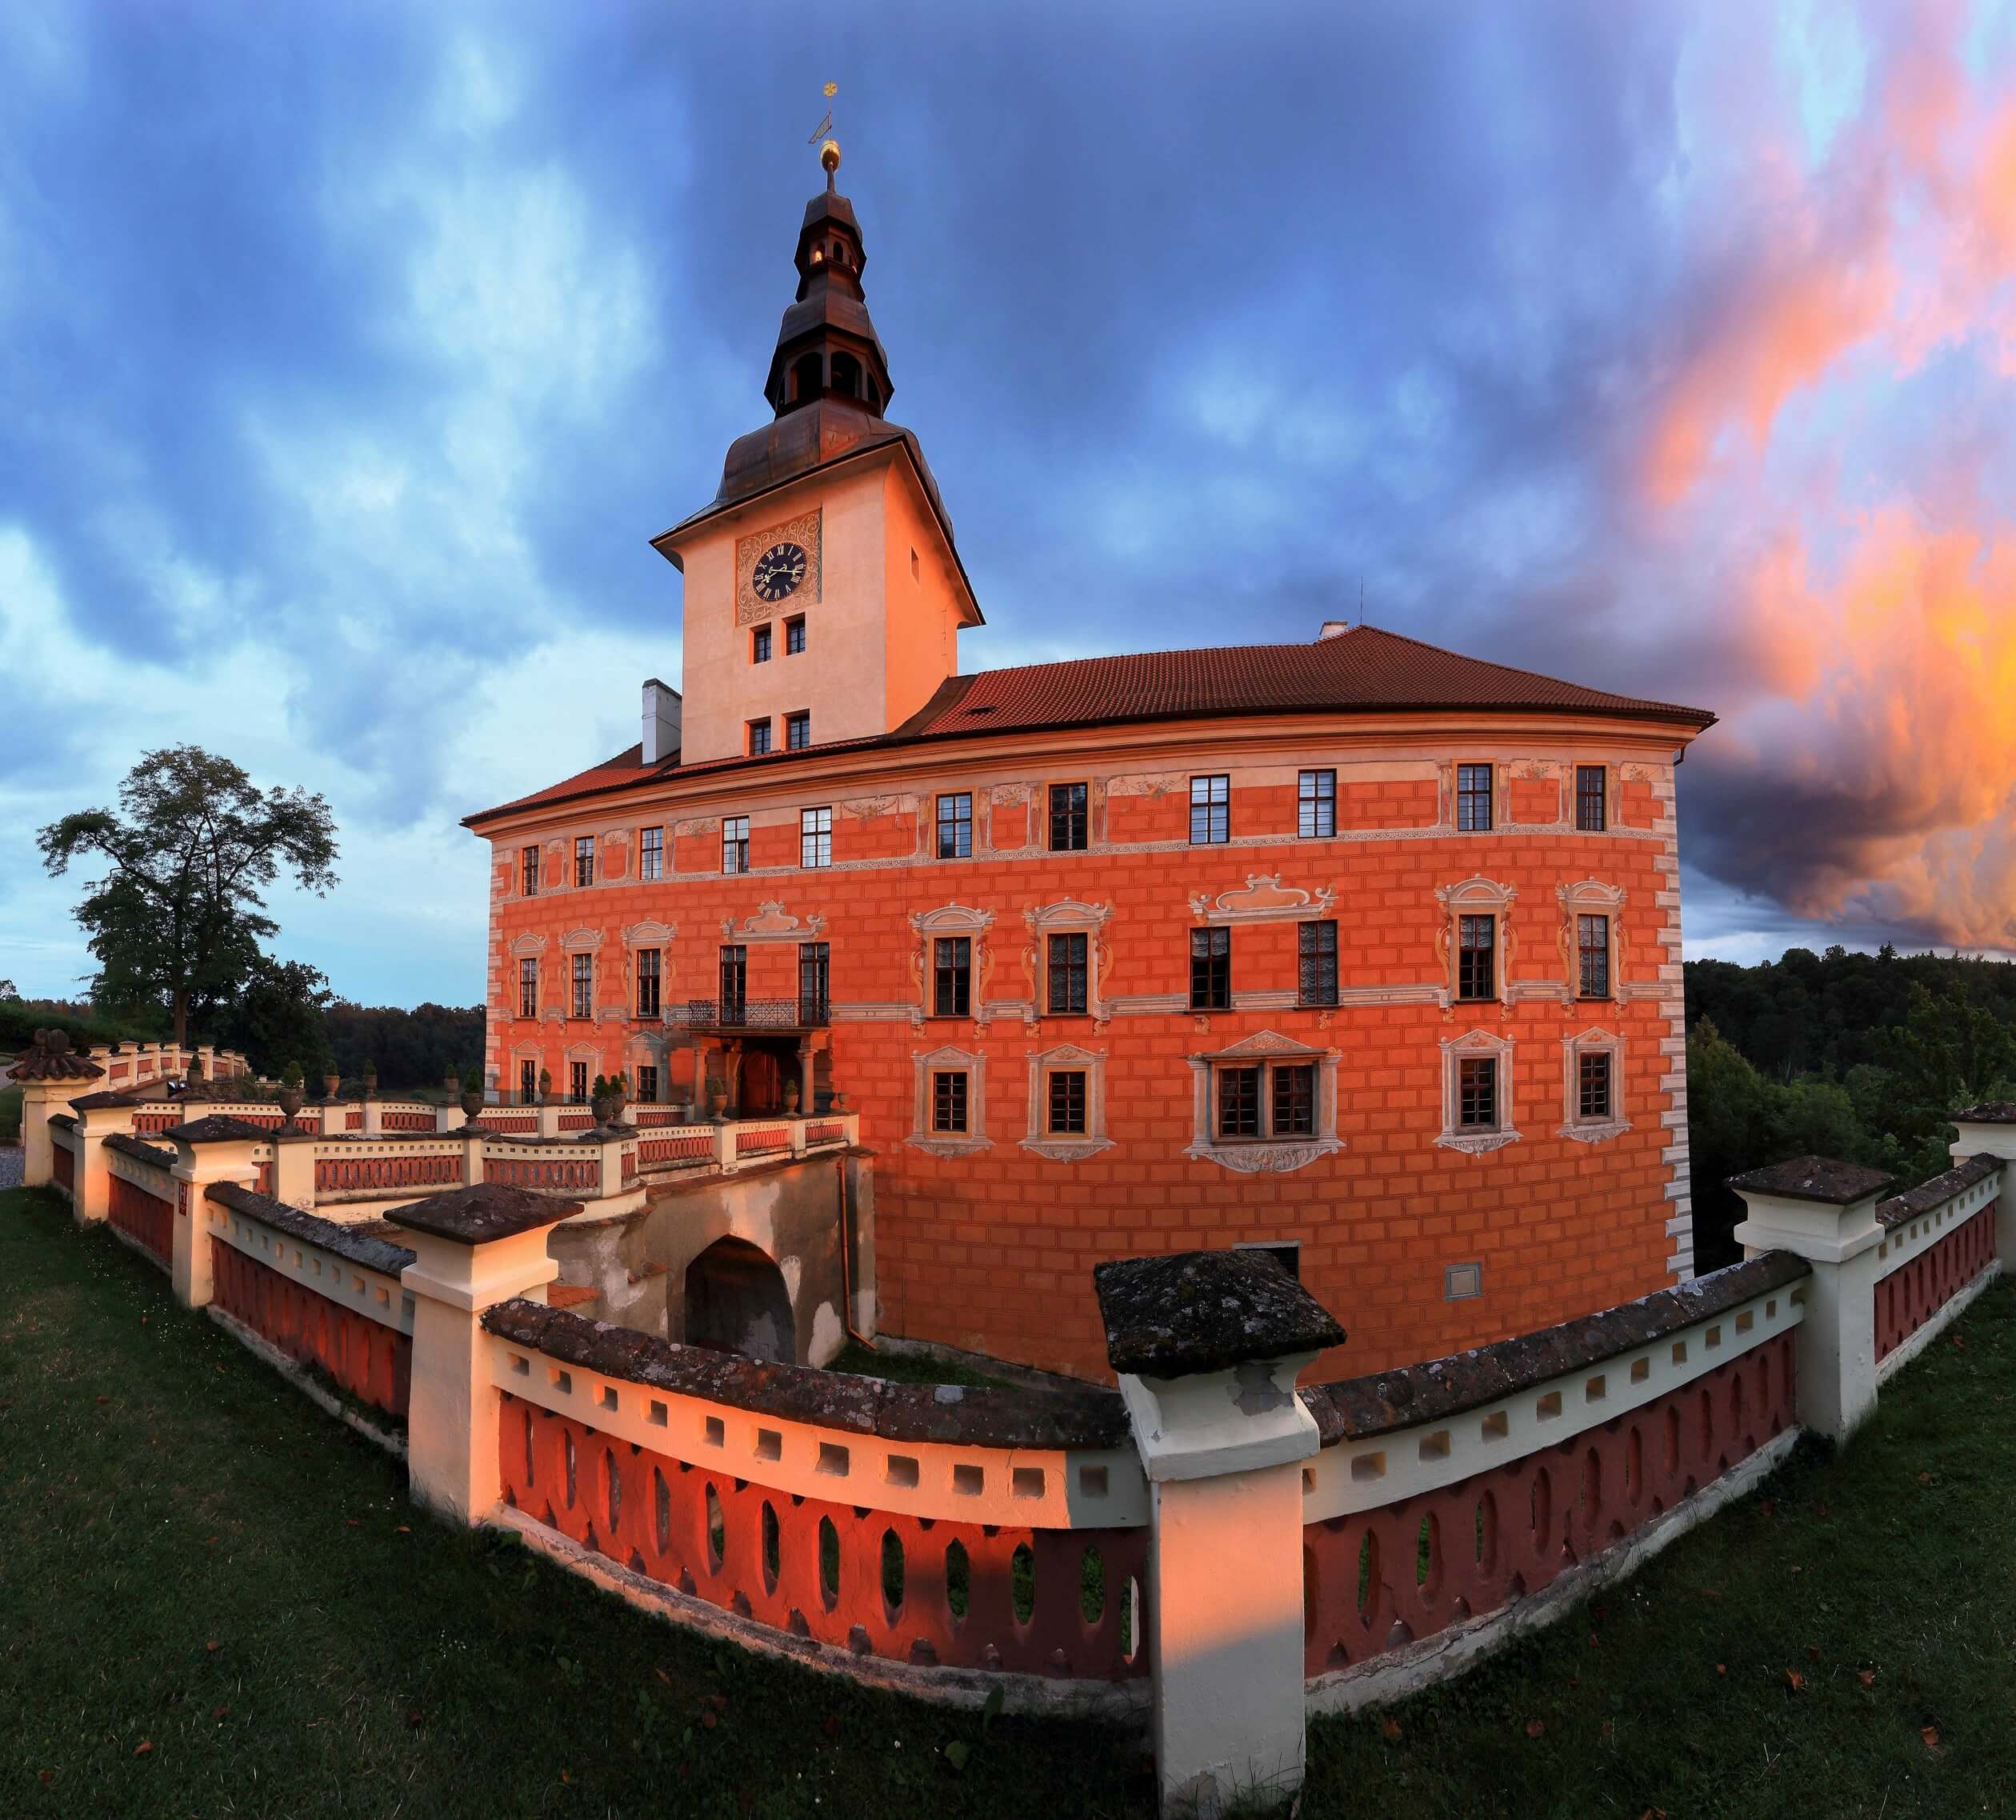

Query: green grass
left=0, top=1187, right=1153, bottom=1819
left=830, top=1338, right=1006, bottom=1389
left=8, top=1180, right=2016, bottom=1819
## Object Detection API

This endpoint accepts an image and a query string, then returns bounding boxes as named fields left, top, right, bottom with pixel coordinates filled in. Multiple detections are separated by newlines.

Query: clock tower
left=652, top=141, right=982, bottom=766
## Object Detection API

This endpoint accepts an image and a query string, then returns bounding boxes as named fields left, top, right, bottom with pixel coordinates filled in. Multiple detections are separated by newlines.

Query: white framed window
left=1184, top=1030, right=1342, bottom=1174
left=1025, top=898, right=1111, bottom=1022
left=1556, top=879, right=1626, bottom=1002
left=1437, top=1028, right=1519, bottom=1154
left=1190, top=774, right=1230, bottom=844
left=800, top=806, right=832, bottom=869
left=906, top=1045, right=990, bottom=1157
left=1021, top=1043, right=1113, bottom=1161
left=570, top=953, right=593, bottom=1019
left=574, top=835, right=595, bottom=888
left=1298, top=769, right=1335, bottom=838
left=722, top=815, right=750, bottom=874
left=1559, top=1026, right=1629, bottom=1144
left=520, top=844, right=539, bottom=897
left=909, top=903, right=995, bottom=1026
left=1435, top=876, right=1517, bottom=1009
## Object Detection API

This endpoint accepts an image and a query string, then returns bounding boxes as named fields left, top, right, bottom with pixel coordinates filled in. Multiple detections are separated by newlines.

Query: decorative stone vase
left=782, top=1079, right=801, bottom=1114
left=277, top=1086, right=306, bottom=1124
left=461, top=1090, right=486, bottom=1118
left=322, top=1072, right=341, bottom=1100
left=592, top=1093, right=623, bottom=1126
left=707, top=1084, right=728, bottom=1120
left=362, top=1064, right=378, bottom=1101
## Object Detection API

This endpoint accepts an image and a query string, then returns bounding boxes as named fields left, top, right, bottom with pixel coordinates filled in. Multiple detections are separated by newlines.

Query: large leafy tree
left=38, top=746, right=339, bottom=1047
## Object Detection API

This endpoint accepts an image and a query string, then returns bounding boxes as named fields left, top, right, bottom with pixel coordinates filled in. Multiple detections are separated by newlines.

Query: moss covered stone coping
left=1952, top=1102, right=2016, bottom=1124
left=1299, top=1250, right=1812, bottom=1448
left=103, top=1134, right=174, bottom=1168
left=384, top=1182, right=583, bottom=1244
left=482, top=1298, right=1130, bottom=1450
left=1726, top=1154, right=1896, bottom=1205
left=163, top=1115, right=287, bottom=1145
left=1092, top=1248, right=1346, bottom=1380
left=206, top=1181, right=418, bottom=1278
left=1877, top=1152, right=2002, bottom=1228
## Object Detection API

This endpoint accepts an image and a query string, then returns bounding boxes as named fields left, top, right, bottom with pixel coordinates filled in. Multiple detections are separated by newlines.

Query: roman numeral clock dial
left=752, top=542, right=807, bottom=602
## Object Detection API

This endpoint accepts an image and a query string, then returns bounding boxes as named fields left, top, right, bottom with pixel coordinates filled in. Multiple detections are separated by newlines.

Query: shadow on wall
left=684, top=1236, right=795, bottom=1362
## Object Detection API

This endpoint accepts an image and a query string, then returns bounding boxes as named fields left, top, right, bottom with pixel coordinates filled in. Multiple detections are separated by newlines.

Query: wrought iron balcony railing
left=674, top=997, right=830, bottom=1030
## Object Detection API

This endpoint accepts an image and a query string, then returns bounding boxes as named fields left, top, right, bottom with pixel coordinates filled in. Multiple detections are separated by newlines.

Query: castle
left=465, top=148, right=1714, bottom=1380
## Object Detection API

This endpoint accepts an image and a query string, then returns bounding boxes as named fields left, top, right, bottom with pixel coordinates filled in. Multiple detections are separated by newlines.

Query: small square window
left=747, top=718, right=773, bottom=756
left=1444, top=1262, right=1483, bottom=1301
left=936, top=792, right=973, bottom=859
left=1190, top=774, right=1230, bottom=844
left=722, top=815, right=750, bottom=874
left=1457, top=763, right=1493, bottom=831
left=1049, top=782, right=1088, bottom=851
left=1575, top=765, right=1606, bottom=831
left=1298, top=769, right=1336, bottom=838
left=785, top=615, right=806, bottom=654
left=751, top=625, right=773, bottom=663
left=785, top=710, right=811, bottom=751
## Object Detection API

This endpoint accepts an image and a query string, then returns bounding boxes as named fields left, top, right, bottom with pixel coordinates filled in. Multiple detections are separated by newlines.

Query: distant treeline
left=1684, top=946, right=2016, bottom=1271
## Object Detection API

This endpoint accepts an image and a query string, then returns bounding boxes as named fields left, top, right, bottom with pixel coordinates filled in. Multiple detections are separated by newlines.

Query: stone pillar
left=70, top=1095, right=138, bottom=1225
left=386, top=1185, right=577, bottom=1523
left=360, top=1098, right=384, bottom=1138
left=163, top=1117, right=269, bottom=1310
left=535, top=1100, right=563, bottom=1140
left=1094, top=1250, right=1346, bottom=1819
left=1731, top=1155, right=1894, bottom=1442
left=1950, top=1105, right=2016, bottom=1261
left=8, top=1030, right=108, bottom=1186
left=270, top=1132, right=317, bottom=1210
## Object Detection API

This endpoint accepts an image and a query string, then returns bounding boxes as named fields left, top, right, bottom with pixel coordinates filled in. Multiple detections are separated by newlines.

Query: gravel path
left=0, top=1147, right=23, bottom=1191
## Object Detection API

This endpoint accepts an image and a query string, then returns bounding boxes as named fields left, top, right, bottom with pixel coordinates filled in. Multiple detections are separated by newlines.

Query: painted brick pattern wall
left=480, top=743, right=1688, bottom=1381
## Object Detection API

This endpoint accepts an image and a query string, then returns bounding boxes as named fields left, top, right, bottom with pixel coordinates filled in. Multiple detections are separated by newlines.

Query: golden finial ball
left=820, top=138, right=842, bottom=177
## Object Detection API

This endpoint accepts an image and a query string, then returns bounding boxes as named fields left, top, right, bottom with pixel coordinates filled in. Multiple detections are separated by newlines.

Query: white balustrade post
left=535, top=1099, right=563, bottom=1140
left=1731, top=1155, right=1893, bottom=1442
left=163, top=1118, right=266, bottom=1309
left=718, top=1122, right=739, bottom=1174
left=270, top=1130, right=316, bottom=1210
left=70, top=1095, right=138, bottom=1225
left=1950, top=1104, right=2016, bottom=1262
left=1094, top=1250, right=1346, bottom=1818
left=6, top=1033, right=107, bottom=1187
left=386, top=1186, right=575, bottom=1523
left=361, top=1098, right=384, bottom=1138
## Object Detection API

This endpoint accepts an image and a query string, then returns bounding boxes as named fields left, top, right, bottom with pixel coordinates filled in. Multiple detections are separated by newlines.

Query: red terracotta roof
left=465, top=624, right=1713, bottom=827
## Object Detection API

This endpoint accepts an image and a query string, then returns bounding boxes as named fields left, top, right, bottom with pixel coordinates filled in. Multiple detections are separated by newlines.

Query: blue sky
left=5, top=0, right=2016, bottom=1008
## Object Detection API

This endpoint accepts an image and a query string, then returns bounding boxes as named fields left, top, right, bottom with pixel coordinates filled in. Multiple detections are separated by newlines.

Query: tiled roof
left=466, top=624, right=1714, bottom=827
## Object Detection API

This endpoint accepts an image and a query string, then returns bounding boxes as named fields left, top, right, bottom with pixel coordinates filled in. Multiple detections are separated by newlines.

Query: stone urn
left=322, top=1071, right=341, bottom=1101
left=782, top=1078, right=802, bottom=1114
left=706, top=1082, right=728, bottom=1120
left=362, top=1062, right=378, bottom=1101
left=592, top=1091, right=624, bottom=1126
left=460, top=1090, right=486, bottom=1120
left=277, top=1085, right=306, bottom=1126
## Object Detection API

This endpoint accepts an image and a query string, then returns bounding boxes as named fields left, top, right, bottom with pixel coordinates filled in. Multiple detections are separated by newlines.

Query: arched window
left=790, top=352, right=823, bottom=405
left=830, top=352, right=862, bottom=399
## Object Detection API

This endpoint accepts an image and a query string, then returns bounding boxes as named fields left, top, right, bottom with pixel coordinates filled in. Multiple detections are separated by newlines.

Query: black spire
left=762, top=149, right=893, bottom=419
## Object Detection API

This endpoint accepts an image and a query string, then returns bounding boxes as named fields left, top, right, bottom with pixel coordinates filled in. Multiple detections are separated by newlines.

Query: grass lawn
left=5, top=1182, right=2015, bottom=1819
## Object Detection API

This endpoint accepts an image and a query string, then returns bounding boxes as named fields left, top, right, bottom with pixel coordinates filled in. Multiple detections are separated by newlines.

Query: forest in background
left=1683, top=946, right=2016, bottom=1269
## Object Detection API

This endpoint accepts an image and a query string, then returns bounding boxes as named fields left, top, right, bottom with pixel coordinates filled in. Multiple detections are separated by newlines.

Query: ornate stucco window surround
left=907, top=1044, right=991, bottom=1157
left=1434, top=874, right=1517, bottom=1010
left=621, top=919, right=678, bottom=1024
left=1183, top=1029, right=1343, bottom=1174
left=1021, top=1042, right=1114, bottom=1161
left=908, top=902, right=995, bottom=1029
left=1559, top=1026, right=1630, bottom=1145
left=1555, top=878, right=1627, bottom=1004
left=1022, top=898, right=1114, bottom=1028
left=1437, top=1026, right=1520, bottom=1154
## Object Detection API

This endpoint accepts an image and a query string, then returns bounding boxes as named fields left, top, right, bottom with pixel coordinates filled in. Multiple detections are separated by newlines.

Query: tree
left=213, top=955, right=336, bottom=1080
left=38, top=746, right=339, bottom=1047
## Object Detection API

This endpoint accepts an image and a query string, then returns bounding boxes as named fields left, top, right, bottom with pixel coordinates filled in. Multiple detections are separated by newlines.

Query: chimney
left=1318, top=622, right=1350, bottom=641
left=642, top=678, right=682, bottom=766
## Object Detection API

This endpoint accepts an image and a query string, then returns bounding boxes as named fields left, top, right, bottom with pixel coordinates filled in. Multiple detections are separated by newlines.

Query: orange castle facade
left=466, top=164, right=1714, bottom=1382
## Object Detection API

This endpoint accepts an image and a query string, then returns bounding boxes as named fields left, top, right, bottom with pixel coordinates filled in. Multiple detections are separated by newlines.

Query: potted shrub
left=278, top=1060, right=306, bottom=1126
left=538, top=1066, right=553, bottom=1106
left=591, top=1072, right=622, bottom=1126
left=460, top=1062, right=486, bottom=1120
left=706, top=1072, right=728, bottom=1120
left=321, top=1062, right=341, bottom=1100
left=361, top=1058, right=378, bottom=1101
left=782, top=1076, right=801, bottom=1114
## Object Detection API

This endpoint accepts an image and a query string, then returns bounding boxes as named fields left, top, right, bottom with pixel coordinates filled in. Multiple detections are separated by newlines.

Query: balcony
left=674, top=998, right=830, bottom=1032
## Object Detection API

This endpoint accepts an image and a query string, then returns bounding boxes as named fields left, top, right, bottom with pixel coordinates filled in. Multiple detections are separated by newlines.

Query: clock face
left=752, top=542, right=807, bottom=602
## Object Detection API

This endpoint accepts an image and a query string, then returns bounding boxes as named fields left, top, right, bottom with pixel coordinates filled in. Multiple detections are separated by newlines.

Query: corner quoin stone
left=1093, top=1249, right=1346, bottom=1378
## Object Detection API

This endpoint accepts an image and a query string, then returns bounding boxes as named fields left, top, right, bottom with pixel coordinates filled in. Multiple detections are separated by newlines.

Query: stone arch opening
left=683, top=1237, right=794, bottom=1362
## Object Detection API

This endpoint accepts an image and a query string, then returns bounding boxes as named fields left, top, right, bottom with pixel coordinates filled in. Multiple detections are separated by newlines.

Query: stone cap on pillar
left=1951, top=1102, right=2016, bottom=1124
left=1094, top=1249, right=1345, bottom=1380
left=1726, top=1156, right=1894, bottom=1204
left=70, top=1090, right=142, bottom=1111
left=385, top=1182, right=583, bottom=1245
left=164, top=1115, right=286, bottom=1144
left=6, top=1029, right=106, bottom=1084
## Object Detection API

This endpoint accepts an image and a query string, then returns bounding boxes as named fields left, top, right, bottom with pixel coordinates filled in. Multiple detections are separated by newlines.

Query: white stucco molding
left=1182, top=1029, right=1343, bottom=1174
left=1186, top=874, right=1337, bottom=925
left=1436, top=1027, right=1519, bottom=1154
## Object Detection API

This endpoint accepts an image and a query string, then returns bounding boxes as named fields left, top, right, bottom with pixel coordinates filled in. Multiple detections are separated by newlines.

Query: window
left=932, top=1071, right=968, bottom=1134
left=1049, top=782, right=1088, bottom=852
left=571, top=953, right=593, bottom=1019
left=748, top=718, right=773, bottom=756
left=1046, top=1070, right=1087, bottom=1135
left=1047, top=932, right=1088, bottom=1014
left=785, top=710, right=811, bottom=751
left=636, top=949, right=661, bottom=1019
left=1190, top=774, right=1230, bottom=844
left=521, top=845, right=539, bottom=897
left=785, top=615, right=806, bottom=655
left=570, top=1061, right=589, bottom=1104
left=719, top=946, right=747, bottom=1020
left=1457, top=764, right=1494, bottom=831
left=519, top=1059, right=537, bottom=1105
left=574, top=836, right=595, bottom=888
left=1458, top=914, right=1495, bottom=1001
left=1272, top=1064, right=1316, bottom=1137
left=1297, top=921, right=1338, bottom=1007
left=1298, top=770, right=1336, bottom=838
left=800, top=806, right=832, bottom=868
left=934, top=937, right=971, bottom=1018
left=1458, top=1056, right=1498, bottom=1129
left=639, top=826, right=664, bottom=881
left=752, top=625, right=772, bottom=663
left=518, top=957, right=538, bottom=1019
left=936, top=792, right=973, bottom=859
left=798, top=942, right=830, bottom=1024
left=1578, top=914, right=1611, bottom=998
left=638, top=1064, right=659, bottom=1103
left=722, top=816, right=750, bottom=874
left=1190, top=927, right=1231, bottom=1010
left=1578, top=1050, right=1611, bottom=1121
left=1218, top=1066, right=1260, bottom=1138
left=1576, top=765, right=1607, bottom=832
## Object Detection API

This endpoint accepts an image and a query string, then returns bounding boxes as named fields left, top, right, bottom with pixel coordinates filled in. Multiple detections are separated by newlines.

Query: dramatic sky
left=5, top=0, right=2016, bottom=1007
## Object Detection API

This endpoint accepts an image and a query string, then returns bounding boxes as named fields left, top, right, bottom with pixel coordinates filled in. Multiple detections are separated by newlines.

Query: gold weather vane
left=807, top=80, right=837, bottom=144
left=810, top=81, right=841, bottom=189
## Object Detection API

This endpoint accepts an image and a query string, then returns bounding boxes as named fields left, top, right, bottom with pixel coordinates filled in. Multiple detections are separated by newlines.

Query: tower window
left=791, top=352, right=822, bottom=404
left=785, top=616, right=806, bottom=654
left=786, top=710, right=811, bottom=750
left=752, top=626, right=772, bottom=663
left=748, top=718, right=772, bottom=756
left=830, top=352, right=862, bottom=399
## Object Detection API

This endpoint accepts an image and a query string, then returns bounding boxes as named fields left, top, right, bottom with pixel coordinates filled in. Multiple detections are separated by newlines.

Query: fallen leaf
left=706, top=1694, right=728, bottom=1712
left=406, top=1709, right=423, bottom=1730
left=1716, top=1663, right=1727, bottom=1677
left=1759, top=1499, right=1775, bottom=1518
left=203, top=1536, right=218, bottom=1545
left=701, top=1710, right=718, bottom=1730
left=944, top=1739, right=970, bottom=1772
left=1816, top=1502, right=1830, bottom=1518
left=1698, top=1587, right=1722, bottom=1599
left=1524, top=1718, right=1546, bottom=1738
left=822, top=1714, right=841, bottom=1739
left=205, top=1641, right=219, bottom=1654
left=560, top=1770, right=572, bottom=1784
left=94, top=1396, right=110, bottom=1405
left=39, top=1770, right=53, bottom=1784
left=1588, top=1632, right=1602, bottom=1650
left=212, top=1705, right=229, bottom=1720
left=345, top=1518, right=362, bottom=1529
left=1381, top=1717, right=1402, bottom=1742
left=134, top=1741, right=153, bottom=1757
left=1918, top=1472, right=1933, bottom=1486
left=1857, top=1670, right=1877, bottom=1690
left=395, top=1526, right=410, bottom=1535
left=1785, top=1670, right=1806, bottom=1693
left=1806, top=1646, right=1821, bottom=1662
left=654, top=1668, right=672, bottom=1686
left=1922, top=1725, right=1942, bottom=1752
